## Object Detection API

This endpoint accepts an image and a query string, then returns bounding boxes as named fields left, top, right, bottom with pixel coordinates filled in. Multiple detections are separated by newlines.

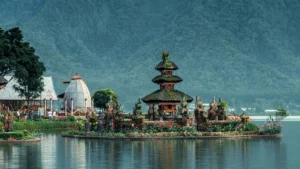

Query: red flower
left=166, top=123, right=172, bottom=128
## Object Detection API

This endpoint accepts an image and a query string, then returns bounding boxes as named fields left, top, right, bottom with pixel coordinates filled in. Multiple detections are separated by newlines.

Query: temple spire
left=162, top=51, right=169, bottom=62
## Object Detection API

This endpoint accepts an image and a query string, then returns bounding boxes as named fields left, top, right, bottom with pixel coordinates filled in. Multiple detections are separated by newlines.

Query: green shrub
left=275, top=108, right=289, bottom=121
left=0, top=131, right=24, bottom=140
left=13, top=121, right=77, bottom=131
left=67, top=114, right=76, bottom=122
left=199, top=122, right=240, bottom=132
left=0, top=130, right=34, bottom=140
left=234, top=122, right=259, bottom=132
left=142, top=125, right=194, bottom=133
left=242, top=122, right=259, bottom=132
left=222, top=123, right=237, bottom=131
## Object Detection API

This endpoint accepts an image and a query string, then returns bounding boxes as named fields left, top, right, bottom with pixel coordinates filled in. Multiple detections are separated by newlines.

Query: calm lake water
left=0, top=121, right=299, bottom=169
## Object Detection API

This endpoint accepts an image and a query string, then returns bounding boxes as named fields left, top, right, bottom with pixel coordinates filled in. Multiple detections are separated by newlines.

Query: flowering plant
left=261, top=121, right=283, bottom=134
left=76, top=119, right=85, bottom=131
left=260, top=108, right=287, bottom=134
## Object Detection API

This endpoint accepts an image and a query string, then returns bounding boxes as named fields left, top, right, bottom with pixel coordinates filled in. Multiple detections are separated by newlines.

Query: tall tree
left=93, top=88, right=118, bottom=109
left=0, top=27, right=20, bottom=77
left=0, top=27, right=46, bottom=104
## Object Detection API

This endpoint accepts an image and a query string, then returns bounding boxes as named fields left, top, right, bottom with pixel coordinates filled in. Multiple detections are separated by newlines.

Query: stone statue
left=113, top=103, right=122, bottom=130
left=85, top=120, right=90, bottom=133
left=88, top=111, right=97, bottom=131
left=108, top=120, right=113, bottom=131
left=97, top=117, right=103, bottom=133
left=154, top=106, right=159, bottom=120
left=179, top=96, right=189, bottom=126
left=162, top=51, right=169, bottom=61
left=194, top=96, right=206, bottom=130
left=3, top=108, right=14, bottom=132
left=240, top=111, right=249, bottom=123
left=217, top=96, right=227, bottom=120
left=103, top=95, right=114, bottom=129
left=208, top=96, right=218, bottom=120
left=148, top=104, right=154, bottom=121
left=132, top=98, right=144, bottom=125
left=133, top=98, right=143, bottom=116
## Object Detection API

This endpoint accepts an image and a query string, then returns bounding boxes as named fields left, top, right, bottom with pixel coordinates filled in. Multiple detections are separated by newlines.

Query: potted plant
left=240, top=111, right=249, bottom=123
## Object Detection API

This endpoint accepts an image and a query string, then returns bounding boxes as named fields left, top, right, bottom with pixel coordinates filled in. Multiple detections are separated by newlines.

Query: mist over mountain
left=1, top=0, right=300, bottom=111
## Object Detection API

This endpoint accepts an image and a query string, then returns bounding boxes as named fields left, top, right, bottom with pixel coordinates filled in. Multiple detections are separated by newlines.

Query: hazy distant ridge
left=1, top=0, right=300, bottom=110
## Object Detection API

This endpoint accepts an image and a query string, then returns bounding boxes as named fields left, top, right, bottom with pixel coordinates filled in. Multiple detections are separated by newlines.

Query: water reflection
left=0, top=142, right=41, bottom=169
left=0, top=134, right=288, bottom=169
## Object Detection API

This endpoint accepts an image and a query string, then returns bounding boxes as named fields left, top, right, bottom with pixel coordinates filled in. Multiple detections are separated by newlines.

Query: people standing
left=16, top=109, right=20, bottom=119
left=53, top=110, right=56, bottom=120
left=47, top=109, right=53, bottom=119
left=29, top=109, right=33, bottom=120
left=24, top=109, right=28, bottom=121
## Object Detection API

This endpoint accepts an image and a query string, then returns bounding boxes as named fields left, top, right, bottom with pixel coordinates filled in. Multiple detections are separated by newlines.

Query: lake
left=0, top=121, right=299, bottom=169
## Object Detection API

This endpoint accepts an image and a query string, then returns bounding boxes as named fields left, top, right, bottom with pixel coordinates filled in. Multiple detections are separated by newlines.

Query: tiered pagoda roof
left=142, top=89, right=193, bottom=103
left=142, top=51, right=193, bottom=104
left=152, top=75, right=182, bottom=83
left=155, top=60, right=178, bottom=70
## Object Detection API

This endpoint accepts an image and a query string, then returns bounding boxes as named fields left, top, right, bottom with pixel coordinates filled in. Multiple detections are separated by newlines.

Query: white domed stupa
left=63, top=73, right=91, bottom=112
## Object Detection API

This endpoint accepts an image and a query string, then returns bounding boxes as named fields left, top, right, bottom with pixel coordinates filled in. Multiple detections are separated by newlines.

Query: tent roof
left=0, top=76, right=58, bottom=100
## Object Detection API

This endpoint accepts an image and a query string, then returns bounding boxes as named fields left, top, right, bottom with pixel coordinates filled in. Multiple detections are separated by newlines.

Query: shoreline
left=0, top=138, right=41, bottom=144
left=61, top=134, right=283, bottom=141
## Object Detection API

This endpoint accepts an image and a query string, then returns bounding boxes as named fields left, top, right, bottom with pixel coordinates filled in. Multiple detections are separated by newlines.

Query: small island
left=62, top=52, right=287, bottom=140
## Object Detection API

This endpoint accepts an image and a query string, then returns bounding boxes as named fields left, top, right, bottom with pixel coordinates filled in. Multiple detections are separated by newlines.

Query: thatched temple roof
left=0, top=76, right=8, bottom=85
left=155, top=51, right=178, bottom=70
left=142, top=89, right=193, bottom=103
left=0, top=76, right=58, bottom=100
left=152, top=75, right=182, bottom=84
left=155, top=61, right=178, bottom=70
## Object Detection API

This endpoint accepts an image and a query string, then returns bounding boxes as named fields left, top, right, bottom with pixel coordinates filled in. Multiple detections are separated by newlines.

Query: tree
left=93, top=88, right=118, bottom=109
left=0, top=27, right=46, bottom=104
left=275, top=108, right=289, bottom=121
left=0, top=27, right=22, bottom=77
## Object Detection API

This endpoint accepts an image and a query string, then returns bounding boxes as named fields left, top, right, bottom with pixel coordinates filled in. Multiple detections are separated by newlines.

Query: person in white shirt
left=47, top=110, right=53, bottom=119
left=53, top=111, right=56, bottom=119
left=16, top=109, right=20, bottom=119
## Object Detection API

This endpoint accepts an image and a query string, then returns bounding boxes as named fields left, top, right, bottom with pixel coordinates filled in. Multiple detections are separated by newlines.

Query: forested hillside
left=1, top=0, right=300, bottom=111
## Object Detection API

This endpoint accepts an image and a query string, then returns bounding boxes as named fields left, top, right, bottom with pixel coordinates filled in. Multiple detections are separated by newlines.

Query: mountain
left=1, top=0, right=300, bottom=111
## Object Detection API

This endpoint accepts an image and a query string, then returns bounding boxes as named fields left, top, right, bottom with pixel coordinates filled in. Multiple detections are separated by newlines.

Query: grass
left=0, top=130, right=35, bottom=140
left=11, top=120, right=77, bottom=132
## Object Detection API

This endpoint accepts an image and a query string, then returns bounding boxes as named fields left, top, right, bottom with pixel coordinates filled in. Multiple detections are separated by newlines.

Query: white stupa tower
left=63, top=73, right=91, bottom=111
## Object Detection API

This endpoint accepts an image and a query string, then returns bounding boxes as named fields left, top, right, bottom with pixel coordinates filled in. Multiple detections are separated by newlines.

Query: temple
left=0, top=76, right=57, bottom=111
left=57, top=73, right=92, bottom=115
left=142, top=51, right=193, bottom=120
